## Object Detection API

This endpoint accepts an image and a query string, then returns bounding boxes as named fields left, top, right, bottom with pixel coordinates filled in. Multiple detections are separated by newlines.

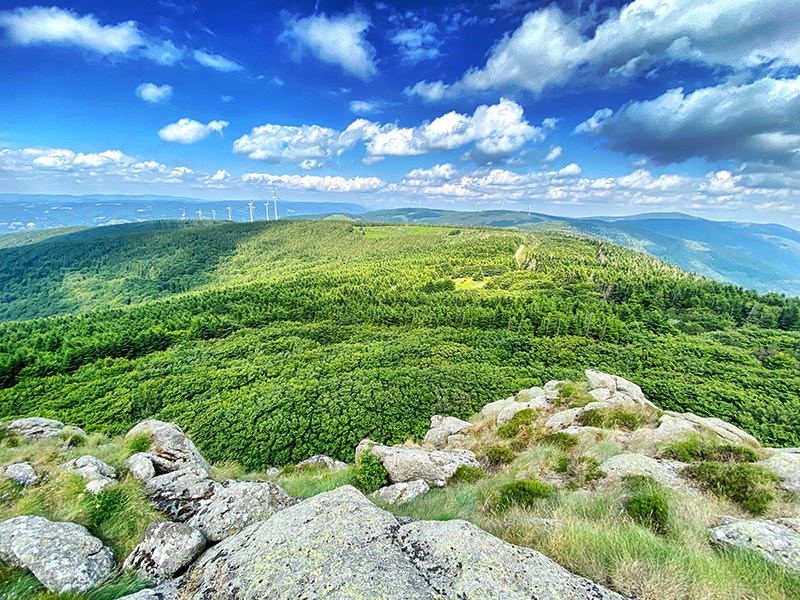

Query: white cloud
left=408, top=0, right=800, bottom=97
left=390, top=20, right=442, bottom=63
left=0, top=6, right=142, bottom=54
left=281, top=12, right=376, bottom=79
left=158, top=118, right=229, bottom=144
left=193, top=49, right=243, bottom=72
left=242, top=172, right=384, bottom=192
left=575, top=75, right=800, bottom=165
left=136, top=83, right=172, bottom=103
left=349, top=100, right=379, bottom=114
left=233, top=98, right=543, bottom=166
left=404, top=80, right=448, bottom=101
left=544, top=145, right=563, bottom=162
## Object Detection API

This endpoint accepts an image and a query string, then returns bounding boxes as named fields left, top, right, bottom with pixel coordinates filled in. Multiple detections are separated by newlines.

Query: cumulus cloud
left=232, top=98, right=543, bottom=166
left=158, top=118, right=229, bottom=144
left=544, top=146, right=563, bottom=162
left=136, top=83, right=172, bottom=103
left=349, top=100, right=379, bottom=114
left=193, top=50, right=243, bottom=72
left=408, top=0, right=800, bottom=97
left=0, top=6, right=242, bottom=71
left=281, top=12, right=376, bottom=79
left=575, top=75, right=800, bottom=165
left=390, top=20, right=442, bottom=63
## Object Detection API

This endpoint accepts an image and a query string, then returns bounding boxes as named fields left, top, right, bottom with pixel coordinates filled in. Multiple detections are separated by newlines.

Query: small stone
left=127, top=453, right=156, bottom=482
left=372, top=479, right=430, bottom=505
left=297, top=454, right=349, bottom=470
left=4, top=462, right=38, bottom=485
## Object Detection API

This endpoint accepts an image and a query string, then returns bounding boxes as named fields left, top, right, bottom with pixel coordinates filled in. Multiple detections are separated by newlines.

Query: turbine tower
left=264, top=202, right=270, bottom=221
left=272, top=186, right=279, bottom=220
left=226, top=206, right=232, bottom=221
left=180, top=208, right=186, bottom=220
left=211, top=209, right=216, bottom=220
left=248, top=200, right=254, bottom=223
left=197, top=209, right=203, bottom=220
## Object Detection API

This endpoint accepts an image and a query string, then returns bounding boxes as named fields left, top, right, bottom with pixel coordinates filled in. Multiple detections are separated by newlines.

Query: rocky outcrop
left=4, top=462, right=38, bottom=485
left=710, top=518, right=800, bottom=573
left=584, top=369, right=657, bottom=410
left=61, top=455, right=117, bottom=493
left=357, top=440, right=479, bottom=487
left=758, top=452, right=800, bottom=494
left=297, top=454, right=348, bottom=470
left=0, top=516, right=114, bottom=594
left=187, top=480, right=295, bottom=542
left=423, top=415, right=473, bottom=449
left=174, top=486, right=622, bottom=600
left=651, top=411, right=760, bottom=447
left=144, top=468, right=217, bottom=521
left=126, top=419, right=210, bottom=476
left=598, top=453, right=695, bottom=494
left=481, top=397, right=517, bottom=421
left=545, top=407, right=584, bottom=430
left=482, top=388, right=550, bottom=426
left=372, top=479, right=430, bottom=505
left=123, top=521, right=205, bottom=584
left=127, top=453, right=157, bottom=482
left=8, top=417, right=87, bottom=442
left=117, top=580, right=178, bottom=600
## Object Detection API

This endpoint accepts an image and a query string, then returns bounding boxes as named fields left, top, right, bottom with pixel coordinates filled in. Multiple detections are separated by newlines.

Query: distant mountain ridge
left=292, top=208, right=800, bottom=296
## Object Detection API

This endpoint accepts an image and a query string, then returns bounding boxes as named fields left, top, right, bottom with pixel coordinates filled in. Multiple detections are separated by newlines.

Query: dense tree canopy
left=0, top=220, right=797, bottom=469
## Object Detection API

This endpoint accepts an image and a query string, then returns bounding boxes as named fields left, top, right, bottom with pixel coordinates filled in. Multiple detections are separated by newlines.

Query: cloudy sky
left=1, top=0, right=800, bottom=223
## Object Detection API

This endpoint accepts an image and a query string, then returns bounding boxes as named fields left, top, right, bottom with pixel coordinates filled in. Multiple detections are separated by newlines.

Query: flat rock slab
left=8, top=417, right=81, bottom=441
left=372, top=479, right=430, bottom=505
left=0, top=515, right=114, bottom=594
left=358, top=441, right=479, bottom=487
left=124, top=521, right=205, bottom=584
left=710, top=518, right=800, bottom=573
left=174, top=485, right=622, bottom=600
left=758, top=452, right=800, bottom=494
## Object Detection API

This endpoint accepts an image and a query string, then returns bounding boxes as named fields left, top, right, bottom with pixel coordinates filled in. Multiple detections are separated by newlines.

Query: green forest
left=0, top=220, right=798, bottom=469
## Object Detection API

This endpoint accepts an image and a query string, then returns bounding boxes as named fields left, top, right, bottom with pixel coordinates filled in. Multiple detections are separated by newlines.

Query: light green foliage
left=683, top=461, right=779, bottom=515
left=541, top=432, right=579, bottom=451
left=124, top=434, right=150, bottom=456
left=496, top=408, right=537, bottom=439
left=451, top=465, right=485, bottom=483
left=661, top=435, right=759, bottom=463
left=495, top=480, right=553, bottom=510
left=353, top=452, right=389, bottom=493
left=484, top=445, right=516, bottom=466
left=578, top=406, right=654, bottom=431
left=0, top=220, right=798, bottom=471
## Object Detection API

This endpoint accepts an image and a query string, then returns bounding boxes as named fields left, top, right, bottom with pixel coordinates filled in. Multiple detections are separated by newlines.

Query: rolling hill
left=292, top=208, right=800, bottom=296
left=0, top=219, right=798, bottom=471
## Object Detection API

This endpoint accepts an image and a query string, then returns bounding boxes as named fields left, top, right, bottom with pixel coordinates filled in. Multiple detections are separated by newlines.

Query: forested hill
left=295, top=208, right=800, bottom=296
left=0, top=220, right=798, bottom=469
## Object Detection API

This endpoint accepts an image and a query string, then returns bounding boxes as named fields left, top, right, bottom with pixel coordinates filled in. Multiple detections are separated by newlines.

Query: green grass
left=683, top=461, right=779, bottom=515
left=578, top=405, right=655, bottom=431
left=661, top=435, right=759, bottom=463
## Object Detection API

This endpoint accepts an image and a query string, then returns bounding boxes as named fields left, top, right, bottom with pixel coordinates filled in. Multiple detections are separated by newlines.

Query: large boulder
left=357, top=441, right=479, bottom=487
left=297, top=454, right=348, bottom=470
left=187, top=480, right=295, bottom=542
left=545, top=407, right=584, bottom=430
left=480, top=398, right=517, bottom=421
left=125, top=419, right=211, bottom=476
left=585, top=369, right=616, bottom=391
left=123, top=521, right=205, bottom=584
left=61, top=455, right=117, bottom=493
left=496, top=399, right=548, bottom=427
left=8, top=417, right=86, bottom=441
left=0, top=516, right=114, bottom=594
left=423, top=415, right=473, bottom=449
left=372, top=479, right=430, bottom=505
left=758, top=452, right=800, bottom=494
left=4, top=462, right=38, bottom=485
left=174, top=486, right=622, bottom=600
left=144, top=468, right=217, bottom=521
left=710, top=518, right=800, bottom=573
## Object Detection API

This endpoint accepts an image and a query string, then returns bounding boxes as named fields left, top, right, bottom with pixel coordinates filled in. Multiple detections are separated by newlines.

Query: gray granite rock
left=126, top=419, right=211, bottom=476
left=123, top=521, right=205, bottom=583
left=710, top=518, right=800, bottom=573
left=372, top=479, right=430, bottom=505
left=4, top=462, right=38, bottom=485
left=423, top=416, right=473, bottom=449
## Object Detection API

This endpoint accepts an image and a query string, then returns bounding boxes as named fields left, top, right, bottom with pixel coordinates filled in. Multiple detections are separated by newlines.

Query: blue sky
left=1, top=0, right=799, bottom=223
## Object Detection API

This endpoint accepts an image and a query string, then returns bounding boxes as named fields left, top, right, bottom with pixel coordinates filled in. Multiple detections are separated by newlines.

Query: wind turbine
left=180, top=208, right=186, bottom=220
left=226, top=206, right=232, bottom=221
left=264, top=202, right=270, bottom=221
left=197, top=209, right=203, bottom=220
left=211, top=209, right=216, bottom=220
left=248, top=201, right=254, bottom=223
left=272, top=186, right=279, bottom=220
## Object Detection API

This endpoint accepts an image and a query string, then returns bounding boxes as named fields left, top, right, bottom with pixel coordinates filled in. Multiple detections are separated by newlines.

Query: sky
left=1, top=0, right=800, bottom=224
